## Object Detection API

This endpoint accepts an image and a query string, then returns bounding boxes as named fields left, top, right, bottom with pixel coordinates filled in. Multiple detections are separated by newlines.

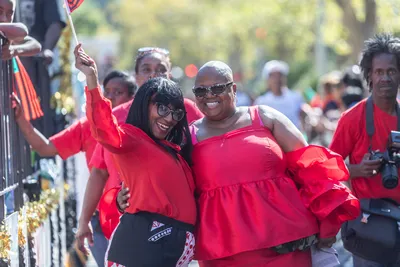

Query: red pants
left=198, top=248, right=311, bottom=267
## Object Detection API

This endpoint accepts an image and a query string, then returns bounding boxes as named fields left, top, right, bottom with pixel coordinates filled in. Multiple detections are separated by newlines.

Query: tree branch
left=364, top=0, right=377, bottom=37
left=335, top=0, right=362, bottom=33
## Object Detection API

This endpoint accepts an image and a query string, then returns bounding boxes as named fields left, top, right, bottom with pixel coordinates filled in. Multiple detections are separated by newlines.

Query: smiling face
left=148, top=100, right=179, bottom=140
left=194, top=65, right=236, bottom=121
left=370, top=53, right=400, bottom=100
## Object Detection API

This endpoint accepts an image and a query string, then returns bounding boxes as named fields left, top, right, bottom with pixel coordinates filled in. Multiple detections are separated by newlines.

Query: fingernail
left=127, top=194, right=131, bottom=198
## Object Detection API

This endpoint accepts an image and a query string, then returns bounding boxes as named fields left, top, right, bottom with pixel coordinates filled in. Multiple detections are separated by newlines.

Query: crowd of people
left=3, top=1, right=400, bottom=266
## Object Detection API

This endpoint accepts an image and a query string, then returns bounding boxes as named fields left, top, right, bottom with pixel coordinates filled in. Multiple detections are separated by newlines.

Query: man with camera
left=330, top=33, right=400, bottom=267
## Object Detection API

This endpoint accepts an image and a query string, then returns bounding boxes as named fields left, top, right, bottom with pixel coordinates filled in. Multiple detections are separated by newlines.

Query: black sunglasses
left=156, top=102, right=185, bottom=122
left=192, top=82, right=233, bottom=98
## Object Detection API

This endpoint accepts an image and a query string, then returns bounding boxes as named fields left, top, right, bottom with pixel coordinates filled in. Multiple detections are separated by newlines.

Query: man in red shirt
left=330, top=33, right=400, bottom=267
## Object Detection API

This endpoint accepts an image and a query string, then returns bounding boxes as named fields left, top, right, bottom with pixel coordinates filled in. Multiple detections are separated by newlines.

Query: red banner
left=67, top=0, right=84, bottom=13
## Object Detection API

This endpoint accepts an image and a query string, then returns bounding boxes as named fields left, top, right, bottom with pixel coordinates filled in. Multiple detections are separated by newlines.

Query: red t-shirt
left=85, top=87, right=197, bottom=225
left=330, top=98, right=400, bottom=202
left=49, top=117, right=96, bottom=168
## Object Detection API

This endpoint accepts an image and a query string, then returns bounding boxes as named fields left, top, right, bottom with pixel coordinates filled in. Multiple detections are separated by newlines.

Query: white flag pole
left=63, top=0, right=79, bottom=45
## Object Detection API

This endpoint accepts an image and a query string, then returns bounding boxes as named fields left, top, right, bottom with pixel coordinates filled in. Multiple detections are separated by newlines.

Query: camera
left=369, top=131, right=400, bottom=189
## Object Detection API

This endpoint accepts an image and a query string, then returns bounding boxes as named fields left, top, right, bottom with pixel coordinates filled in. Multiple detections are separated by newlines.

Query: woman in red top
left=76, top=47, right=203, bottom=246
left=188, top=61, right=360, bottom=267
left=75, top=44, right=197, bottom=267
left=13, top=69, right=137, bottom=266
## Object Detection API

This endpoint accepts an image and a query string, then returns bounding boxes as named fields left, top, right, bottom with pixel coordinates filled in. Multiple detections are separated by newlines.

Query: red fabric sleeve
left=49, top=118, right=85, bottom=160
left=98, top=186, right=123, bottom=240
left=85, top=87, right=138, bottom=153
left=329, top=113, right=355, bottom=159
left=184, top=98, right=203, bottom=124
left=89, top=143, right=107, bottom=170
left=285, top=145, right=361, bottom=238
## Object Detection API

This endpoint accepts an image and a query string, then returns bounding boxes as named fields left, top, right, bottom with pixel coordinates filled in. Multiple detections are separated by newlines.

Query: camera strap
left=366, top=96, right=400, bottom=150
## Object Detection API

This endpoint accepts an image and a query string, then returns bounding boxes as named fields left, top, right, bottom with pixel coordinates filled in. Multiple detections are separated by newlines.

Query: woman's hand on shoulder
left=257, top=105, right=307, bottom=153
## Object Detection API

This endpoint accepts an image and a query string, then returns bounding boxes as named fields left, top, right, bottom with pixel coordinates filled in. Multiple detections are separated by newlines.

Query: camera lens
left=381, top=163, right=398, bottom=189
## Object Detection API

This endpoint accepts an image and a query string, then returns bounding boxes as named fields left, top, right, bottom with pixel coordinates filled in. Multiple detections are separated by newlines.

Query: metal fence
left=0, top=34, right=71, bottom=267
left=0, top=35, right=31, bottom=223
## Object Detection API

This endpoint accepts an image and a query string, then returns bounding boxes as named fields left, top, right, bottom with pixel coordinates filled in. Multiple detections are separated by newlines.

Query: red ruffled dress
left=191, top=106, right=360, bottom=267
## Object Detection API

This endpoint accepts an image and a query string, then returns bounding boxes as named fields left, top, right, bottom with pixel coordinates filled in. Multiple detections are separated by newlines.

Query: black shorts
left=106, top=212, right=195, bottom=267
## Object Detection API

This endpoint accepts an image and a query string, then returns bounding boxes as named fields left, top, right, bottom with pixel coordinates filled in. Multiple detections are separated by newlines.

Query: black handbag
left=341, top=198, right=400, bottom=264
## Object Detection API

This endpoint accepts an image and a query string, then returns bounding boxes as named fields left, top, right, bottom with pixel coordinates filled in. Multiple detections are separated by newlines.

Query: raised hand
left=73, top=44, right=97, bottom=78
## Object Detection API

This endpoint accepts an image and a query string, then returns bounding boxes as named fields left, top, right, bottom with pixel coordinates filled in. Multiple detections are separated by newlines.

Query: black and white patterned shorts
left=106, top=212, right=195, bottom=267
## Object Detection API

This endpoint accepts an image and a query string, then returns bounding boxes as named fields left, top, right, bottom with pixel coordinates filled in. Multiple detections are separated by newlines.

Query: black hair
left=340, top=67, right=365, bottom=109
left=341, top=86, right=363, bottom=109
left=359, top=33, right=400, bottom=89
left=125, top=77, right=193, bottom=165
left=341, top=67, right=364, bottom=89
left=103, top=70, right=138, bottom=96
left=134, top=52, right=172, bottom=74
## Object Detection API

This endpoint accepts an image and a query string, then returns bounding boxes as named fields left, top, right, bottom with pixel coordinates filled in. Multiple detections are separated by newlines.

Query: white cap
left=262, top=60, right=289, bottom=80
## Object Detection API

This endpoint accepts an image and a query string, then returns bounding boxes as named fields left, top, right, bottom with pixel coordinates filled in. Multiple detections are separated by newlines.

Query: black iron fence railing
left=0, top=35, right=32, bottom=222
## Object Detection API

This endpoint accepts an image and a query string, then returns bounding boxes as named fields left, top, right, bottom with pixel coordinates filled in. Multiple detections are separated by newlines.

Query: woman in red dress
left=115, top=61, right=360, bottom=266
left=188, top=61, right=360, bottom=267
left=74, top=44, right=197, bottom=267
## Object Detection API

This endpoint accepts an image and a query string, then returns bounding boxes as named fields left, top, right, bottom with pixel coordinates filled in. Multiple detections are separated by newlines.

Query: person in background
left=330, top=33, right=400, bottom=267
left=18, top=0, right=66, bottom=137
left=254, top=60, right=304, bottom=130
left=339, top=66, right=365, bottom=110
left=0, top=0, right=41, bottom=59
left=305, top=72, right=343, bottom=146
left=12, top=70, right=137, bottom=267
left=235, top=83, right=253, bottom=106
left=312, top=71, right=343, bottom=114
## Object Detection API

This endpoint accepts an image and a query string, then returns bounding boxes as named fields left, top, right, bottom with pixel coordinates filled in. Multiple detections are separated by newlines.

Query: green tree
left=71, top=0, right=113, bottom=36
left=108, top=0, right=400, bottom=93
